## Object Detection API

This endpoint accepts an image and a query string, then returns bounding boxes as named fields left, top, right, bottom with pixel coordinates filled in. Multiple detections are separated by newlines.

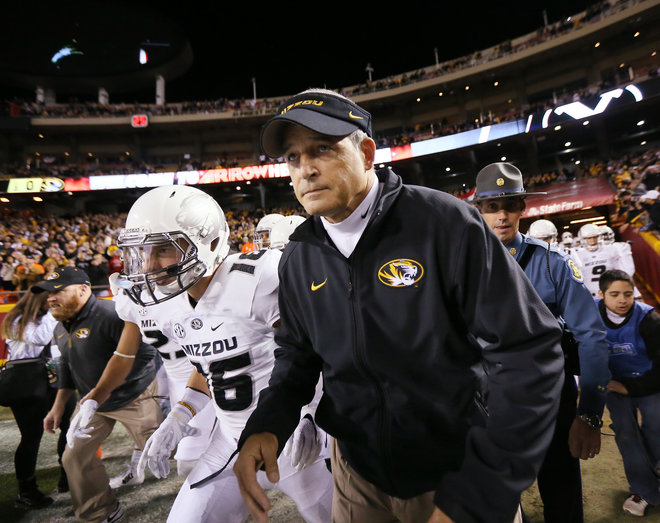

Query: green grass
left=0, top=466, right=61, bottom=522
left=0, top=406, right=15, bottom=421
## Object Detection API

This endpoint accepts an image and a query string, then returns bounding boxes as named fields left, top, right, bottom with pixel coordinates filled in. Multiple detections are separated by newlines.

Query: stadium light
left=570, top=216, right=605, bottom=224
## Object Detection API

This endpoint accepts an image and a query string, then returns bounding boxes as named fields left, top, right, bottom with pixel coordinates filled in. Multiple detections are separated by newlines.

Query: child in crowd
left=598, top=269, right=660, bottom=517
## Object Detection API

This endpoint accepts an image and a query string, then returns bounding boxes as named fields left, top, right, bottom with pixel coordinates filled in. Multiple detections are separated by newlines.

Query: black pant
left=536, top=372, right=583, bottom=523
left=10, top=387, right=75, bottom=483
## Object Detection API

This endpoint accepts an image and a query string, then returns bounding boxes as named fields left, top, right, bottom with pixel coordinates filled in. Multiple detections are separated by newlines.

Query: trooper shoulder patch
left=567, top=258, right=584, bottom=284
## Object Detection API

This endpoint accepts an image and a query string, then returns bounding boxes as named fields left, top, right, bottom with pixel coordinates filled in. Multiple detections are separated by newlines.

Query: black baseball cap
left=473, top=162, right=547, bottom=202
left=31, top=266, right=91, bottom=293
left=260, top=90, right=372, bottom=158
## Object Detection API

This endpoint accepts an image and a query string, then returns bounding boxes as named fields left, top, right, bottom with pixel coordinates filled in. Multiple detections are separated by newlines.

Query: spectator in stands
left=42, top=257, right=60, bottom=275
left=63, top=240, right=79, bottom=262
left=638, top=190, right=660, bottom=232
left=597, top=269, right=660, bottom=517
left=0, top=254, right=17, bottom=290
left=106, top=245, right=123, bottom=276
left=13, top=257, right=45, bottom=291
left=87, top=252, right=110, bottom=296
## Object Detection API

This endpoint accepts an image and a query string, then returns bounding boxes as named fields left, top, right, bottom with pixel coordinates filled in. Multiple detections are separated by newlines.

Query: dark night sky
left=0, top=1, right=604, bottom=103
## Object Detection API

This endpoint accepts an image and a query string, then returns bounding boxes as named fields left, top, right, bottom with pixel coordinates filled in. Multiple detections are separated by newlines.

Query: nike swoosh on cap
left=348, top=111, right=364, bottom=120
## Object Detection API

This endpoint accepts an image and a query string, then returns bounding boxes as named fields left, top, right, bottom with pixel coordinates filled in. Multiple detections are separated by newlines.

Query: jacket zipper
left=347, top=261, right=393, bottom=490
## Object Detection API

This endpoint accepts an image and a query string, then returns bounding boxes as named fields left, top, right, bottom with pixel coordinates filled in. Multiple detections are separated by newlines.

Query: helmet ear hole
left=210, top=237, right=219, bottom=251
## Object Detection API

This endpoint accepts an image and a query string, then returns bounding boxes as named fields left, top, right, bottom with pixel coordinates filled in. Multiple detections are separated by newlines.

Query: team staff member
left=39, top=266, right=162, bottom=523
left=474, top=163, right=611, bottom=523
left=234, top=88, right=565, bottom=523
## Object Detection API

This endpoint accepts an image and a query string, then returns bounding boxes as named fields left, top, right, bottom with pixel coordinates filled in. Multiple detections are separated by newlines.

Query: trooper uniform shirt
left=114, top=290, right=194, bottom=382
left=509, top=232, right=610, bottom=413
left=162, top=248, right=281, bottom=441
left=55, top=295, right=159, bottom=412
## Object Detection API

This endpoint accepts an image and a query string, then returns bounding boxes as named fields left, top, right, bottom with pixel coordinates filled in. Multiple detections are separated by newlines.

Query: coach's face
left=282, top=125, right=375, bottom=223
left=47, top=284, right=88, bottom=321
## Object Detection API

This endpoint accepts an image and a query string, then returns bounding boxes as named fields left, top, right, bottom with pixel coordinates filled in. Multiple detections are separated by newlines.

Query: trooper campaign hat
left=473, top=162, right=547, bottom=202
left=260, top=90, right=373, bottom=158
left=31, top=266, right=91, bottom=293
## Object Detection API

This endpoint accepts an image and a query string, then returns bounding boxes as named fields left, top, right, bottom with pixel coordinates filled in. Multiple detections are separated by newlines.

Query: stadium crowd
left=0, top=144, right=658, bottom=302
left=0, top=205, right=307, bottom=301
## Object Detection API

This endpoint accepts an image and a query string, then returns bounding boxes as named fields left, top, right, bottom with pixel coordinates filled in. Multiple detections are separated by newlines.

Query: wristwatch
left=577, top=413, right=603, bottom=431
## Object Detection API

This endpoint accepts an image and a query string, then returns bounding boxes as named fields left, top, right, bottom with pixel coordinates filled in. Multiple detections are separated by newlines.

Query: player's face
left=599, top=280, right=635, bottom=315
left=47, top=284, right=85, bottom=321
left=145, top=242, right=182, bottom=286
left=283, top=125, right=373, bottom=223
left=585, top=236, right=600, bottom=248
left=478, top=197, right=524, bottom=245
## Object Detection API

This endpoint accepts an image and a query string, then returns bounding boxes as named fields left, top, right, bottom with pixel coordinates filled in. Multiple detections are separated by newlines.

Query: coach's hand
left=234, top=433, right=279, bottom=523
left=66, top=399, right=98, bottom=448
left=138, top=412, right=199, bottom=479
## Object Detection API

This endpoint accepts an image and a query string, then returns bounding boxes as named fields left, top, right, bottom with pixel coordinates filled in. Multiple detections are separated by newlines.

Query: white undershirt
left=606, top=308, right=627, bottom=325
left=321, top=178, right=379, bottom=258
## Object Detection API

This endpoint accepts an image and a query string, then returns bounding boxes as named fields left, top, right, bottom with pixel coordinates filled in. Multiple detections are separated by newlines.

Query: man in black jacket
left=234, top=88, right=565, bottom=523
left=38, top=266, right=161, bottom=523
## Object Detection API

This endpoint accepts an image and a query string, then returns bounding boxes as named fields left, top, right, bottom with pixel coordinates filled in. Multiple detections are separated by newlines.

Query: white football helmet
left=599, top=225, right=615, bottom=245
left=253, top=214, right=285, bottom=250
left=269, top=215, right=306, bottom=250
left=561, top=231, right=573, bottom=246
left=117, top=185, right=230, bottom=306
left=528, top=219, right=558, bottom=245
left=579, top=223, right=601, bottom=252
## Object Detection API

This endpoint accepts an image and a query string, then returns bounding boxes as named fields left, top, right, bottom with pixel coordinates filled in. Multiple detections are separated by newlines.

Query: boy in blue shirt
left=598, top=269, right=660, bottom=517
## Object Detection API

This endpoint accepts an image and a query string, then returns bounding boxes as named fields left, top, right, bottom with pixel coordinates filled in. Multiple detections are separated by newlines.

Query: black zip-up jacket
left=239, top=169, right=564, bottom=522
left=55, top=295, right=159, bottom=412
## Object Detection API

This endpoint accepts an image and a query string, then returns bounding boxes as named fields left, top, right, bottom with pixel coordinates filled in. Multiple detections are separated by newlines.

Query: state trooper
left=474, top=162, right=611, bottom=523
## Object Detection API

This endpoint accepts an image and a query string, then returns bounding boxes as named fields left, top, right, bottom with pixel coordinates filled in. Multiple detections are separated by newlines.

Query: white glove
left=66, top=399, right=99, bottom=448
left=283, top=415, right=323, bottom=471
left=137, top=412, right=200, bottom=479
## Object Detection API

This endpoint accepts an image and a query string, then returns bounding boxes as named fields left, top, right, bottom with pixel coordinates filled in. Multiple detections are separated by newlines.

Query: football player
left=117, top=186, right=332, bottom=523
left=253, top=213, right=285, bottom=250
left=106, top=285, right=216, bottom=485
left=560, top=231, right=575, bottom=255
left=573, top=223, right=639, bottom=298
left=268, top=215, right=306, bottom=251
left=527, top=219, right=558, bottom=246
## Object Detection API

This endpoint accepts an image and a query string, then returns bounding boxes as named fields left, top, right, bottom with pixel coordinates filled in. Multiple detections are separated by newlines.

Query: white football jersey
left=162, top=248, right=281, bottom=441
left=572, top=243, right=629, bottom=297
left=114, top=290, right=195, bottom=381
